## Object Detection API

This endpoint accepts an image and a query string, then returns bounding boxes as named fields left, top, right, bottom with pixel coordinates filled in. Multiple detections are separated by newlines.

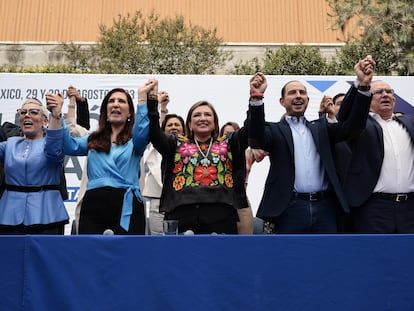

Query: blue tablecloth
left=1, top=234, right=413, bottom=311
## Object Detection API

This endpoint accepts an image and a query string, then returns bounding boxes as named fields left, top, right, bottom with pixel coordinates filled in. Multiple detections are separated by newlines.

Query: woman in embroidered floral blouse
left=148, top=100, right=248, bottom=234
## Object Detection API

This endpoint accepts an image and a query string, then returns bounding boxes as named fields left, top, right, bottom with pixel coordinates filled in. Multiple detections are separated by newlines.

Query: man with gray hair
left=338, top=79, right=414, bottom=233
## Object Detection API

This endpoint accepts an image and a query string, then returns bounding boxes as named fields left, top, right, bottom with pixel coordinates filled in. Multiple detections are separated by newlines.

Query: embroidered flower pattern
left=173, top=176, right=185, bottom=191
left=178, top=142, right=198, bottom=157
left=172, top=137, right=233, bottom=190
left=173, top=161, right=183, bottom=174
left=194, top=165, right=218, bottom=186
left=225, top=173, right=233, bottom=188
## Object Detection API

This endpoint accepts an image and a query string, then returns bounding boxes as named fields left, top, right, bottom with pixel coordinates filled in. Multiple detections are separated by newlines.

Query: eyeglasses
left=17, top=108, right=42, bottom=117
left=372, top=88, right=394, bottom=96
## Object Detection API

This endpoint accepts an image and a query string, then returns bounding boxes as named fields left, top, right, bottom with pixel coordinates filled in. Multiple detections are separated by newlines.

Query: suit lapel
left=307, top=120, right=320, bottom=152
left=395, top=116, right=414, bottom=145
left=368, top=116, right=385, bottom=160
left=280, top=119, right=294, bottom=156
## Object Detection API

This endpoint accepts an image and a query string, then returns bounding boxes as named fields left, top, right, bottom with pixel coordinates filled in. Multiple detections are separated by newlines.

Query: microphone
left=103, top=229, right=114, bottom=235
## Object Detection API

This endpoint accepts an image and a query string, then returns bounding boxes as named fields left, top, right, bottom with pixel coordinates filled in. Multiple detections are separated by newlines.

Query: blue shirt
left=285, top=116, right=327, bottom=192
left=63, top=104, right=149, bottom=230
left=0, top=129, right=68, bottom=225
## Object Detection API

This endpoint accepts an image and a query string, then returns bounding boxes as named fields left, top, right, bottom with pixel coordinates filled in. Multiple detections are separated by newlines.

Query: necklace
left=20, top=139, right=31, bottom=159
left=194, top=137, right=213, bottom=167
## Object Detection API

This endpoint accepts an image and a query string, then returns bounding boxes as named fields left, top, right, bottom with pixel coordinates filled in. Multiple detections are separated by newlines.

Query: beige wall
left=0, top=0, right=348, bottom=71
left=0, top=42, right=343, bottom=73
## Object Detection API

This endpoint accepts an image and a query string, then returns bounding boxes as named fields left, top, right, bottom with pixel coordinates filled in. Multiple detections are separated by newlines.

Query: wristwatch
left=355, top=80, right=370, bottom=92
left=358, top=85, right=371, bottom=92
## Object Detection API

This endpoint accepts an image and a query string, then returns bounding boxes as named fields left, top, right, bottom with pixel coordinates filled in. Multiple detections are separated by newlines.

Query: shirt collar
left=370, top=112, right=394, bottom=122
left=285, top=115, right=306, bottom=125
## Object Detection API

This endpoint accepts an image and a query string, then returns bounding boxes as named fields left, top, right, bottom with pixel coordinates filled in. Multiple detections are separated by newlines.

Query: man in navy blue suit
left=337, top=79, right=414, bottom=233
left=248, top=56, right=375, bottom=233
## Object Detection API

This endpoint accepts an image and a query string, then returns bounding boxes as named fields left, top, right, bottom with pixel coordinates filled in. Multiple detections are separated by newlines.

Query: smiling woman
left=0, top=98, right=69, bottom=234
left=148, top=99, right=249, bottom=234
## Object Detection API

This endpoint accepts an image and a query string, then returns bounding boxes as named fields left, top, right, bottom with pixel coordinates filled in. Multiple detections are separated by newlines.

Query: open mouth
left=292, top=100, right=304, bottom=106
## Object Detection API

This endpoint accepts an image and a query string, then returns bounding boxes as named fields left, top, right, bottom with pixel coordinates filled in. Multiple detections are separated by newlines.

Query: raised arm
left=337, top=55, right=376, bottom=122
left=132, top=79, right=158, bottom=155
left=44, top=92, right=65, bottom=162
left=248, top=72, right=268, bottom=150
left=158, top=91, right=170, bottom=126
left=332, top=55, right=376, bottom=142
left=45, top=92, right=64, bottom=130
left=67, top=85, right=90, bottom=131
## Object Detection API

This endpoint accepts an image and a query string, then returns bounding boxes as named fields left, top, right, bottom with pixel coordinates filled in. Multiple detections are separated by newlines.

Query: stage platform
left=1, top=234, right=413, bottom=311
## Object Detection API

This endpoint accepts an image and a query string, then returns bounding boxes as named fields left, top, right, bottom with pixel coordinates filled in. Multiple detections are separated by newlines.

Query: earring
left=127, top=117, right=131, bottom=122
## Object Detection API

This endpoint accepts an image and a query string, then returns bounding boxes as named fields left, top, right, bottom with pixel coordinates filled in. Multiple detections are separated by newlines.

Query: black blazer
left=248, top=86, right=371, bottom=220
left=338, top=109, right=414, bottom=207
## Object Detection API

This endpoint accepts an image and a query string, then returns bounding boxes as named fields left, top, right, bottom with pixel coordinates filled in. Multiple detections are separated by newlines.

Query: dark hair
left=185, top=101, right=219, bottom=139
left=280, top=80, right=306, bottom=98
left=161, top=114, right=185, bottom=133
left=333, top=93, right=346, bottom=105
left=219, top=121, right=240, bottom=136
left=88, top=88, right=135, bottom=153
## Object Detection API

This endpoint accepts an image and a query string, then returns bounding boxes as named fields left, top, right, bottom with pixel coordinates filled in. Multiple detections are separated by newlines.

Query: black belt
left=292, top=191, right=332, bottom=201
left=371, top=192, right=413, bottom=202
left=5, top=184, right=60, bottom=192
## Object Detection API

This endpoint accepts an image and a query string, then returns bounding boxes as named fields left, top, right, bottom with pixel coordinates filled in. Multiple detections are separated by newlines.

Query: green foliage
left=261, top=45, right=329, bottom=75
left=328, top=42, right=397, bottom=75
left=229, top=57, right=261, bottom=75
left=229, top=45, right=330, bottom=75
left=143, top=14, right=230, bottom=74
left=0, top=64, right=79, bottom=73
left=327, top=0, right=414, bottom=75
left=82, top=11, right=231, bottom=74
left=61, top=43, right=100, bottom=73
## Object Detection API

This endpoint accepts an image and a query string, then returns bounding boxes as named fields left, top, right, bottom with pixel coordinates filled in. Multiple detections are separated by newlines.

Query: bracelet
left=148, top=94, right=158, bottom=100
left=161, top=109, right=168, bottom=113
left=68, top=103, right=76, bottom=108
left=138, top=98, right=147, bottom=101
left=250, top=92, right=264, bottom=98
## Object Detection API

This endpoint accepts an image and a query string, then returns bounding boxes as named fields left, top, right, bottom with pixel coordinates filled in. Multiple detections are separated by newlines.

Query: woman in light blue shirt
left=62, top=81, right=155, bottom=234
left=0, top=98, right=68, bottom=234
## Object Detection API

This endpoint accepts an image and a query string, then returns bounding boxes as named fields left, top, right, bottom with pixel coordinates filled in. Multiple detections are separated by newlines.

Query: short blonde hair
left=21, top=98, right=49, bottom=119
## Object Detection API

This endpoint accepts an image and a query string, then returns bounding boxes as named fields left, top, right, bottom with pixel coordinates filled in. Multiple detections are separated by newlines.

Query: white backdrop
left=1, top=73, right=413, bottom=234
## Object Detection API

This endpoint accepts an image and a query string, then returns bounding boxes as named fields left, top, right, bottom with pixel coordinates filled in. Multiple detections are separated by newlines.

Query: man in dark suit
left=337, top=79, right=414, bottom=233
left=247, top=55, right=375, bottom=233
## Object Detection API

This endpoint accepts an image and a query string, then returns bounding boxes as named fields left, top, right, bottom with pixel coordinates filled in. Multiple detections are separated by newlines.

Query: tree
left=229, top=57, right=261, bottom=75
left=327, top=0, right=414, bottom=75
left=143, top=13, right=231, bottom=74
left=64, top=11, right=231, bottom=74
left=328, top=41, right=398, bottom=75
left=261, top=45, right=329, bottom=75
left=228, top=45, right=330, bottom=75
left=62, top=43, right=100, bottom=73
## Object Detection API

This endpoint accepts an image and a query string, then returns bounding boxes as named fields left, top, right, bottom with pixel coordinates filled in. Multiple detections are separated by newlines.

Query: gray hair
left=21, top=98, right=49, bottom=119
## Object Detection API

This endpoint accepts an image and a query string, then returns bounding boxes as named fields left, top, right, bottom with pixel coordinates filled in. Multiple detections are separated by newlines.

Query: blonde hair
left=21, top=98, right=49, bottom=119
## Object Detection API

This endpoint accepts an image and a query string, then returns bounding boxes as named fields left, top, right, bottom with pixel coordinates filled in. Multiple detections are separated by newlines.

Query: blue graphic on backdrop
left=307, top=80, right=337, bottom=93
